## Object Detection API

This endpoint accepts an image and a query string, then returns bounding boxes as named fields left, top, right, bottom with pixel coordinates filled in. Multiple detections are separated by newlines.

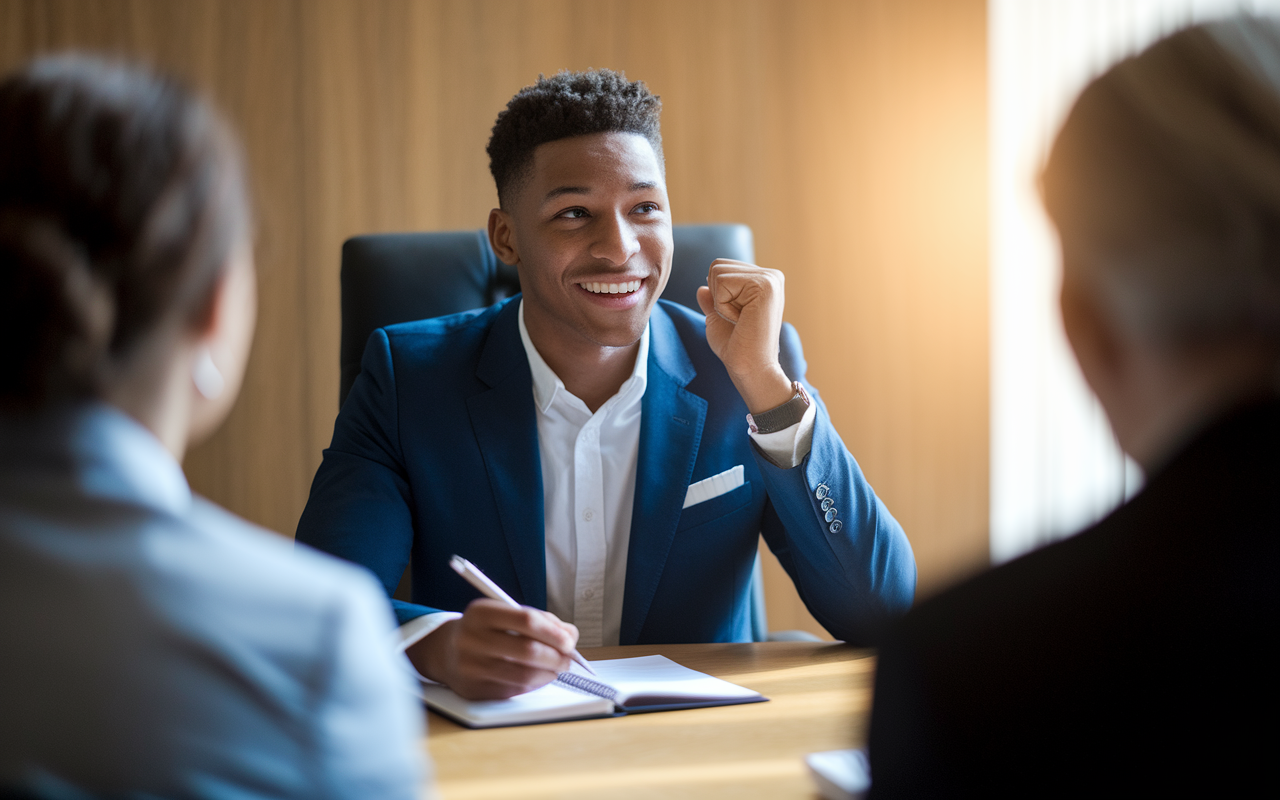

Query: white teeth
left=581, top=280, right=641, bottom=295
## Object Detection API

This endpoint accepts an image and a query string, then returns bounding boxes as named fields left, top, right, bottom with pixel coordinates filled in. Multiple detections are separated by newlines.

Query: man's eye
left=635, top=202, right=659, bottom=214
left=558, top=208, right=589, bottom=219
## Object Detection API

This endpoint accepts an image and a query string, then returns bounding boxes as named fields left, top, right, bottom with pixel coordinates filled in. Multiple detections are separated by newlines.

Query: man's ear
left=488, top=208, right=519, bottom=266
left=1060, top=261, right=1125, bottom=405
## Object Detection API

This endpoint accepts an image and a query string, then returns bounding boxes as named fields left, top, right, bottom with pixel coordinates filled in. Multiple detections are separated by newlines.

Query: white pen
left=449, top=555, right=598, bottom=676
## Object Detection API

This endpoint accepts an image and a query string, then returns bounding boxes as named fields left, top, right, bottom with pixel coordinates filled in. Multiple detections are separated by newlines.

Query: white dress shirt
left=521, top=300, right=648, bottom=647
left=398, top=299, right=816, bottom=651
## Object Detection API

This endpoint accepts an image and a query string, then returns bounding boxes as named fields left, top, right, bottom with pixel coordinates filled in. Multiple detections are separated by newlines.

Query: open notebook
left=418, top=654, right=767, bottom=728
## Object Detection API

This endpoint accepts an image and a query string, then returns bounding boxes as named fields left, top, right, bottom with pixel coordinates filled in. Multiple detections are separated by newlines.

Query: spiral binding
left=555, top=671, right=619, bottom=702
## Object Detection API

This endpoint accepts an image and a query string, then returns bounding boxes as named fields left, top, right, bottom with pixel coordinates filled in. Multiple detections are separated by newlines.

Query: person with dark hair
left=0, top=56, right=427, bottom=797
left=866, top=17, right=1280, bottom=796
left=297, top=69, right=916, bottom=700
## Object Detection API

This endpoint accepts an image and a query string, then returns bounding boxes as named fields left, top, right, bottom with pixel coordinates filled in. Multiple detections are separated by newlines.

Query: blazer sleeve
left=753, top=325, right=916, bottom=644
left=296, top=329, right=441, bottom=625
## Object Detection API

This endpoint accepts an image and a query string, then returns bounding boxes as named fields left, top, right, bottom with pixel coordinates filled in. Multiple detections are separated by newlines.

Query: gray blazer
left=0, top=404, right=426, bottom=799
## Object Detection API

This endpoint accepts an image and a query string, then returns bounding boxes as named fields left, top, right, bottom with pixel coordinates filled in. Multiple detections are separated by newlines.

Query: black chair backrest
left=339, top=223, right=755, bottom=407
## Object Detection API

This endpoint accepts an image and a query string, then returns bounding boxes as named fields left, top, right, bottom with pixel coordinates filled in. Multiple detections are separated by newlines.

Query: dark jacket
left=868, top=398, right=1280, bottom=796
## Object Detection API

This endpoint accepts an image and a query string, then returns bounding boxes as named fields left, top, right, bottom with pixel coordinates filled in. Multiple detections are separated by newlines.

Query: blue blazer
left=297, top=298, right=915, bottom=645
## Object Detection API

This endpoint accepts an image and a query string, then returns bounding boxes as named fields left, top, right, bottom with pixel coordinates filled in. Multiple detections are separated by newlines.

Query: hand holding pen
left=401, top=556, right=594, bottom=701
left=450, top=556, right=597, bottom=675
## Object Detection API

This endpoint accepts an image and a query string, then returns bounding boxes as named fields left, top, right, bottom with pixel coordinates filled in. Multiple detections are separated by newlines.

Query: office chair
left=339, top=223, right=775, bottom=640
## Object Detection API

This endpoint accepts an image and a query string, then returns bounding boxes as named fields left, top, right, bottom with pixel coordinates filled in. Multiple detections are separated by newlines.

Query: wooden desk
left=425, top=642, right=874, bottom=800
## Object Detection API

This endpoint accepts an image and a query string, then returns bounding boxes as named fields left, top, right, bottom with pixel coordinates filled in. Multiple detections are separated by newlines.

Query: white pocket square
left=683, top=465, right=745, bottom=509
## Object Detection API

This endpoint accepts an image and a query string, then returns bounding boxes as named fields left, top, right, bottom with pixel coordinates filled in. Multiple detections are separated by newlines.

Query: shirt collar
left=517, top=298, right=649, bottom=414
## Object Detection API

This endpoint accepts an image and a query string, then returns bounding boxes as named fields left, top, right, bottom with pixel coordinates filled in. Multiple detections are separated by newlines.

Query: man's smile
left=578, top=279, right=643, bottom=295
left=571, top=276, right=650, bottom=310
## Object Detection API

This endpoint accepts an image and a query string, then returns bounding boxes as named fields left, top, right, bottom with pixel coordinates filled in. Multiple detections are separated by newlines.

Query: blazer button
left=824, top=508, right=837, bottom=523
left=829, top=519, right=843, bottom=534
left=815, top=483, right=830, bottom=500
left=820, top=497, right=834, bottom=512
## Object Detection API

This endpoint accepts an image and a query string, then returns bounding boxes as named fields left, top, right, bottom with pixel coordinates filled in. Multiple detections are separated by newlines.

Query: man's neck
left=1116, top=339, right=1278, bottom=474
left=523, top=308, right=641, bottom=414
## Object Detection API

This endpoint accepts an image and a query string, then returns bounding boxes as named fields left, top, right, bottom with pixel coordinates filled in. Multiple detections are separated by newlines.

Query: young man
left=297, top=70, right=915, bottom=700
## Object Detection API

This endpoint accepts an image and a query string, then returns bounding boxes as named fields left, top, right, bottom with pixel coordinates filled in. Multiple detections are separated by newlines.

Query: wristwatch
left=746, top=381, right=811, bottom=434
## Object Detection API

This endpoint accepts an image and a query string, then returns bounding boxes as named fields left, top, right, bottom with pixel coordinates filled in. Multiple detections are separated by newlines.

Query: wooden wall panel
left=1, top=0, right=988, bottom=639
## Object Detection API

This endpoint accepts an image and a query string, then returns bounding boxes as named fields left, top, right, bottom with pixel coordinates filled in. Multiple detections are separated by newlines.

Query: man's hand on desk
left=406, top=599, right=579, bottom=700
left=697, top=259, right=795, bottom=415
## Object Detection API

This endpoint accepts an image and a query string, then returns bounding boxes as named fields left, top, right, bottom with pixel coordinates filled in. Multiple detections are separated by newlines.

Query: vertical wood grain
left=0, top=0, right=989, bottom=638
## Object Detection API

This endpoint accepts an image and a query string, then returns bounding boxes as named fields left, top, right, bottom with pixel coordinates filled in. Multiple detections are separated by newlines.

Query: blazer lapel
left=620, top=305, right=707, bottom=644
left=465, top=299, right=547, bottom=609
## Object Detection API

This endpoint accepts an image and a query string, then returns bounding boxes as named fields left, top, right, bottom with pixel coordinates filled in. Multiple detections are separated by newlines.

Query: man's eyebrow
left=543, top=185, right=590, bottom=202
left=542, top=180, right=660, bottom=203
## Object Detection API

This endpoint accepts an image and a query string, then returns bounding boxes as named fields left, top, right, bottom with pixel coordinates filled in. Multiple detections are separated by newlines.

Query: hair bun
left=0, top=207, right=115, bottom=404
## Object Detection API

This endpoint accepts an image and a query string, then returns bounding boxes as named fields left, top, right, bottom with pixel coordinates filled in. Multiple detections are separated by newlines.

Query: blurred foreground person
left=868, top=17, right=1280, bottom=797
left=0, top=57, right=426, bottom=798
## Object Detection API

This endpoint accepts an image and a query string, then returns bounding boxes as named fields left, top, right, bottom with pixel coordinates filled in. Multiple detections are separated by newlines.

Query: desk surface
left=424, top=642, right=874, bottom=800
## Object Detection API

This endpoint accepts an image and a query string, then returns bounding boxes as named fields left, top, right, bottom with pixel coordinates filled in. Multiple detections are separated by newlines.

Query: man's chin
left=584, top=327, right=648, bottom=350
left=578, top=310, right=652, bottom=350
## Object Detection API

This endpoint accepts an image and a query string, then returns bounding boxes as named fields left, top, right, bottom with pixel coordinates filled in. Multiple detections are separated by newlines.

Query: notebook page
left=418, top=679, right=614, bottom=728
left=587, top=655, right=762, bottom=707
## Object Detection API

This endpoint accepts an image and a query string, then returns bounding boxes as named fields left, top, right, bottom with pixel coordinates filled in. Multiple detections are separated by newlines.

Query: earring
left=193, top=347, right=225, bottom=400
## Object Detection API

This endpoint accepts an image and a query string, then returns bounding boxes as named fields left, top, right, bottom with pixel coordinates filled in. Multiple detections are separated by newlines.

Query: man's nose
left=589, top=213, right=641, bottom=266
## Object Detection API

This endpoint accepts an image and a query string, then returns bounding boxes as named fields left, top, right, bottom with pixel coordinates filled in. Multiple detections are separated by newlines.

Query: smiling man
left=297, top=70, right=915, bottom=700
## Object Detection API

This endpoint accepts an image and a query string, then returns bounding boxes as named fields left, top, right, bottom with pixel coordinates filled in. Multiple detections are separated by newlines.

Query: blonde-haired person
left=867, top=17, right=1280, bottom=797
left=0, top=57, right=429, bottom=798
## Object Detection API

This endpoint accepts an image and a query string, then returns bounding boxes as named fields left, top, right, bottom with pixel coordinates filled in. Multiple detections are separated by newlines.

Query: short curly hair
left=487, top=69, right=663, bottom=207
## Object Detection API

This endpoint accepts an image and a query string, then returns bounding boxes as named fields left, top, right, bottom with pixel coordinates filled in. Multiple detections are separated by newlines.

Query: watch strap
left=746, top=382, right=811, bottom=434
